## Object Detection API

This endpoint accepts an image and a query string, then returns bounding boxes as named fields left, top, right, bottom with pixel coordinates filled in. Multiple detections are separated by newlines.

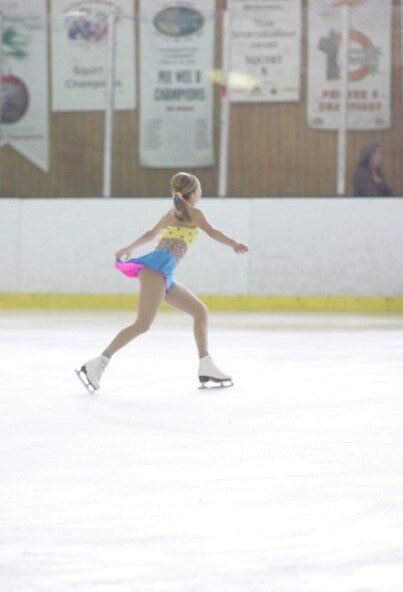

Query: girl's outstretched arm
left=115, top=213, right=169, bottom=259
left=193, top=209, right=249, bottom=254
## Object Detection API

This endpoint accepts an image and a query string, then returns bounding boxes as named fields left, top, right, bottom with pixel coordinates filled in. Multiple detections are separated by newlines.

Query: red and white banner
left=229, top=0, right=301, bottom=103
left=307, top=0, right=392, bottom=130
left=0, top=0, right=49, bottom=171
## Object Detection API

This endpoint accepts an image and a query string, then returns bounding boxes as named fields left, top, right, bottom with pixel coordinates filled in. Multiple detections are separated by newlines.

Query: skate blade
left=198, top=377, right=233, bottom=390
left=75, top=368, right=96, bottom=394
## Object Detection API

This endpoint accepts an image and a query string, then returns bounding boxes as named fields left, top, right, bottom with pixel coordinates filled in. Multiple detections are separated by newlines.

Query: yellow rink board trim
left=0, top=293, right=402, bottom=312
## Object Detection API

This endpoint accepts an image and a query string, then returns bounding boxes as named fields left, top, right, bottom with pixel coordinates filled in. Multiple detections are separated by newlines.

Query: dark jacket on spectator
left=353, top=166, right=392, bottom=197
left=353, top=143, right=393, bottom=197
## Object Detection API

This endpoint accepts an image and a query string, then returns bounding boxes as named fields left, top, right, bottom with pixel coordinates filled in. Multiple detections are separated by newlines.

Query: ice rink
left=2, top=309, right=403, bottom=592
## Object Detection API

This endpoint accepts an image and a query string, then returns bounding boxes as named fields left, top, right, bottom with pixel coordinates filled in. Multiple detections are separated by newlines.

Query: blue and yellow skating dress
left=115, top=224, right=199, bottom=291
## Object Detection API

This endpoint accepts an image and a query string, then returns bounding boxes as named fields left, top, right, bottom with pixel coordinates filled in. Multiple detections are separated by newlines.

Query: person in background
left=353, top=143, right=393, bottom=197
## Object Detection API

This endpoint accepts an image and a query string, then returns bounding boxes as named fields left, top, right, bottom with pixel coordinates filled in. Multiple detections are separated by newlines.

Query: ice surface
left=1, top=310, right=403, bottom=592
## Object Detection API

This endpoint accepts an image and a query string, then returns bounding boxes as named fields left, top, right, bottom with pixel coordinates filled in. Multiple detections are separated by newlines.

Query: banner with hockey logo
left=307, top=0, right=392, bottom=130
left=0, top=0, right=49, bottom=172
left=51, top=0, right=136, bottom=111
left=229, top=0, right=301, bottom=103
left=139, top=0, right=215, bottom=168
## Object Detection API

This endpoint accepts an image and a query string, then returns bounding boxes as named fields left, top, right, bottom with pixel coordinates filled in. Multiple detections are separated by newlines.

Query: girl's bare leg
left=102, top=269, right=166, bottom=358
left=164, top=282, right=209, bottom=358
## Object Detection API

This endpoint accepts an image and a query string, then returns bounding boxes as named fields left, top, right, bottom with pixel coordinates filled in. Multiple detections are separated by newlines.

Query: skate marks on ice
left=78, top=363, right=243, bottom=439
left=1, top=310, right=403, bottom=592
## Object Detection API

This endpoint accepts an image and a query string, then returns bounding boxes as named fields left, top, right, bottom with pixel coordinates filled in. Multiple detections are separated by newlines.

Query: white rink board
left=249, top=199, right=403, bottom=296
left=0, top=200, right=20, bottom=292
left=1, top=198, right=403, bottom=296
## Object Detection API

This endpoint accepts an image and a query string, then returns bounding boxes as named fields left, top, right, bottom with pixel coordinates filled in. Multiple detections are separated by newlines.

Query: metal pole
left=103, top=10, right=118, bottom=198
left=218, top=7, right=231, bottom=198
left=337, top=4, right=350, bottom=196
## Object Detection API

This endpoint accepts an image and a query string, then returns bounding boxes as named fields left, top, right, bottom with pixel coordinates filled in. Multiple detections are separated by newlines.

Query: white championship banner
left=307, top=0, right=392, bottom=130
left=51, top=0, right=136, bottom=112
left=229, top=0, right=301, bottom=103
left=139, top=0, right=215, bottom=168
left=0, top=0, right=49, bottom=172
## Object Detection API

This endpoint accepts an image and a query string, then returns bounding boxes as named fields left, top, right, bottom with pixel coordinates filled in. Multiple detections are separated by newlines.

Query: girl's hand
left=115, top=246, right=132, bottom=260
left=233, top=242, right=249, bottom=254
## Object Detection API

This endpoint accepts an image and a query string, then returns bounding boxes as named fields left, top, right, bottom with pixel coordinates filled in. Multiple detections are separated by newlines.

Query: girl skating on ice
left=75, top=172, right=249, bottom=393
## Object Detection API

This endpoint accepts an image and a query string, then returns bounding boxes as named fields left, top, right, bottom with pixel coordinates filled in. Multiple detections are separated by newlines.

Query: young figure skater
left=76, top=172, right=249, bottom=392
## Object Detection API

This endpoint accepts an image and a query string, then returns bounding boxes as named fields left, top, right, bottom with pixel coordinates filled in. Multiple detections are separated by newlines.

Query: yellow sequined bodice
left=156, top=224, right=199, bottom=261
left=161, top=225, right=199, bottom=247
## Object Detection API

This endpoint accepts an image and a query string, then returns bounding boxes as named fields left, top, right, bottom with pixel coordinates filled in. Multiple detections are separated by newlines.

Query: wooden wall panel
left=1, top=0, right=401, bottom=198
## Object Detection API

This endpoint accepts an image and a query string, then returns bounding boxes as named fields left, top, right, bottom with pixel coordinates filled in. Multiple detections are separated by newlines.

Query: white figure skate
left=75, top=354, right=109, bottom=394
left=198, top=355, right=233, bottom=389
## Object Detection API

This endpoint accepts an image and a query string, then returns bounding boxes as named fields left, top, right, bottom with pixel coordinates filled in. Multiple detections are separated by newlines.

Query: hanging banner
left=307, top=0, right=392, bottom=130
left=0, top=1, right=49, bottom=172
left=51, top=0, right=136, bottom=111
left=401, top=0, right=403, bottom=102
left=139, top=0, right=215, bottom=168
left=229, top=0, right=301, bottom=103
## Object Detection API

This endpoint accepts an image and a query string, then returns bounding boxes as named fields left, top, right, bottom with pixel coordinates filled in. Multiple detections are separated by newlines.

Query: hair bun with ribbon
left=172, top=191, right=182, bottom=203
